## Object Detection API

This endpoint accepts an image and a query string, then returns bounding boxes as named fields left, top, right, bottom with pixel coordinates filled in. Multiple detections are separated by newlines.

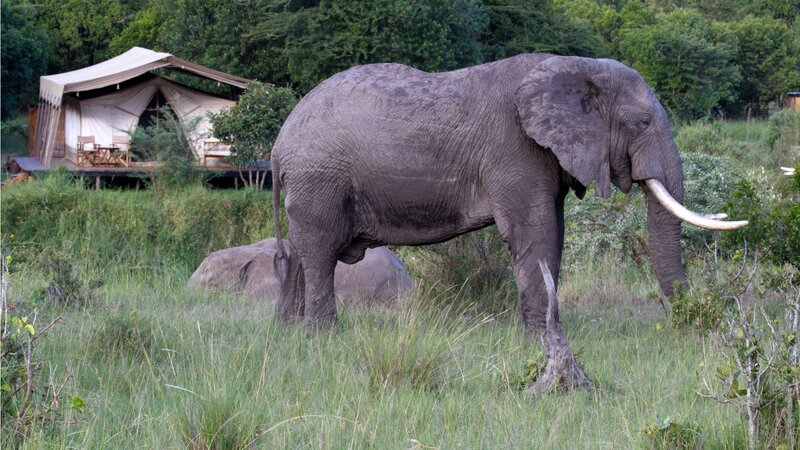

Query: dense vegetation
left=2, top=112, right=799, bottom=447
left=2, top=0, right=798, bottom=121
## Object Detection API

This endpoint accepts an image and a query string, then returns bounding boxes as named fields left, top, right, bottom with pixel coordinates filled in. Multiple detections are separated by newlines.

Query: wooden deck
left=8, top=156, right=271, bottom=189
left=11, top=156, right=261, bottom=177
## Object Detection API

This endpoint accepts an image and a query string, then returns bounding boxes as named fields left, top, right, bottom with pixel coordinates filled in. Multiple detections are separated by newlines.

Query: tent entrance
left=133, top=88, right=185, bottom=162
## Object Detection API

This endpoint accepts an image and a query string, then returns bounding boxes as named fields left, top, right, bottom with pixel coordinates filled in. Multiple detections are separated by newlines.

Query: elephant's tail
left=272, top=154, right=288, bottom=287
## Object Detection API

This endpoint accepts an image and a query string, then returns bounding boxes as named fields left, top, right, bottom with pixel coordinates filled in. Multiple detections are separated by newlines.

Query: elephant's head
left=515, top=55, right=746, bottom=296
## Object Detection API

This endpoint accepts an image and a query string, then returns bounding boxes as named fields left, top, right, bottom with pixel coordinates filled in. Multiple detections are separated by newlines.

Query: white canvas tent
left=34, top=47, right=250, bottom=166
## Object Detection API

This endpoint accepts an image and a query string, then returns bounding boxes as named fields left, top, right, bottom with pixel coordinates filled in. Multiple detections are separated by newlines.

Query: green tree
left=720, top=15, right=800, bottom=116
left=618, top=8, right=740, bottom=120
left=108, top=6, right=165, bottom=54
left=31, top=0, right=128, bottom=73
left=480, top=0, right=606, bottom=60
left=1, top=1, right=47, bottom=118
left=553, top=0, right=621, bottom=54
left=209, top=82, right=299, bottom=189
left=247, top=0, right=488, bottom=93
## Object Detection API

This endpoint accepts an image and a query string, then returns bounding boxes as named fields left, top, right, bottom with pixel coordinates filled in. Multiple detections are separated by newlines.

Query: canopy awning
left=39, top=47, right=250, bottom=106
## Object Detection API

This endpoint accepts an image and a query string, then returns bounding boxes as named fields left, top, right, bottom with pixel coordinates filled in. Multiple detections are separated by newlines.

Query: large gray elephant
left=270, top=54, right=745, bottom=330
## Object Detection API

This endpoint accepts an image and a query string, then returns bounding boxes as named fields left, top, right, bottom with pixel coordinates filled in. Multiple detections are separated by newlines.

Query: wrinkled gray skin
left=272, top=54, right=685, bottom=331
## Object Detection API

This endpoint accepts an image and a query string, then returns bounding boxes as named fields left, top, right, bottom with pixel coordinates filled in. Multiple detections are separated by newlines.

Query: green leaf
left=69, top=395, right=85, bottom=414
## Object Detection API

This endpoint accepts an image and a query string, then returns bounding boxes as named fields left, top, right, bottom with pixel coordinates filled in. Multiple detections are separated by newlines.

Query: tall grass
left=1, top=169, right=278, bottom=278
left=3, top=263, right=747, bottom=448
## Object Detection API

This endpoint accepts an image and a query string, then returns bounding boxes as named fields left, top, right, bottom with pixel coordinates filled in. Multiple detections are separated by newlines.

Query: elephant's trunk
left=643, top=178, right=686, bottom=297
left=640, top=139, right=687, bottom=297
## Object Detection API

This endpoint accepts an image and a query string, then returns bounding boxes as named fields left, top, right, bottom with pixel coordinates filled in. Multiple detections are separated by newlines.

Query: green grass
left=4, top=263, right=746, bottom=449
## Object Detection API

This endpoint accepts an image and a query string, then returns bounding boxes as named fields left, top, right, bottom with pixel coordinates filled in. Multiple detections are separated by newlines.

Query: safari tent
left=31, top=47, right=251, bottom=167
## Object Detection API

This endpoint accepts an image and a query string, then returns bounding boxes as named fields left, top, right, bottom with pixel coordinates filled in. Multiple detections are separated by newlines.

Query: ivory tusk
left=644, top=179, right=748, bottom=230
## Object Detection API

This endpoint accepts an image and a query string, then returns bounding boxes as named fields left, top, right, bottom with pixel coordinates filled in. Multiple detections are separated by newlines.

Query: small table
left=95, top=146, right=119, bottom=166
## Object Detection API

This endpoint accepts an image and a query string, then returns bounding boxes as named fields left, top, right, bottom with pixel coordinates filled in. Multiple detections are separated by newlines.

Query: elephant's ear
left=515, top=56, right=615, bottom=197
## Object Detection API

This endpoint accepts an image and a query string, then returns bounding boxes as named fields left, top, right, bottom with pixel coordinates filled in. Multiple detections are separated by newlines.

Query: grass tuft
left=89, top=311, right=160, bottom=361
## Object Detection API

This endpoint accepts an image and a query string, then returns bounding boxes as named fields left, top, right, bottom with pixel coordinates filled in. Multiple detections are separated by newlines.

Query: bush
left=675, top=121, right=745, bottom=157
left=562, top=152, right=743, bottom=269
left=397, top=226, right=515, bottom=316
left=669, top=283, right=734, bottom=330
left=89, top=312, right=160, bottom=361
left=642, top=416, right=703, bottom=449
left=130, top=106, right=205, bottom=191
left=722, top=179, right=800, bottom=269
left=0, top=172, right=277, bottom=276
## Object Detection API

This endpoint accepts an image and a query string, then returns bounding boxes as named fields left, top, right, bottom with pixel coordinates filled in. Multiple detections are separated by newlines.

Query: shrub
left=130, top=106, right=205, bottom=191
left=396, top=226, right=516, bottom=316
left=642, top=416, right=703, bottom=449
left=562, top=152, right=742, bottom=270
left=722, top=179, right=800, bottom=269
left=669, top=283, right=734, bottom=330
left=765, top=109, right=800, bottom=167
left=675, top=121, right=744, bottom=157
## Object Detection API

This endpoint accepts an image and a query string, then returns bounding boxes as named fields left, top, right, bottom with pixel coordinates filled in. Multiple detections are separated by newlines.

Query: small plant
left=510, top=351, right=545, bottom=390
left=670, top=286, right=735, bottom=331
left=1, top=253, right=79, bottom=442
left=642, top=415, right=703, bottom=449
left=179, top=392, right=261, bottom=450
left=39, top=248, right=101, bottom=306
left=697, top=264, right=800, bottom=449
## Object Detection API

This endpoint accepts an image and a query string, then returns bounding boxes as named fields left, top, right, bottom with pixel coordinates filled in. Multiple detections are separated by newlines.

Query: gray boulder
left=188, top=238, right=412, bottom=306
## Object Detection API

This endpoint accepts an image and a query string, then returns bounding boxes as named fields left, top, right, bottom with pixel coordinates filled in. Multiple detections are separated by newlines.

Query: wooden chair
left=76, top=136, right=97, bottom=166
left=111, top=135, right=131, bottom=167
left=202, top=138, right=231, bottom=166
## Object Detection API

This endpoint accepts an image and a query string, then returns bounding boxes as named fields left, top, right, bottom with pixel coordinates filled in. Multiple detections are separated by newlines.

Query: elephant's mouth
left=644, top=179, right=748, bottom=230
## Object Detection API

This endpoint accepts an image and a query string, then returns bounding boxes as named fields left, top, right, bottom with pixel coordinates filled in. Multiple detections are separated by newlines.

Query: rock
left=188, top=238, right=412, bottom=306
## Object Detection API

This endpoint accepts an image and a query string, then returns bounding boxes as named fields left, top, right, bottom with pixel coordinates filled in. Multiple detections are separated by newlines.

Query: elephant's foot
left=526, top=260, right=594, bottom=396
left=525, top=335, right=594, bottom=395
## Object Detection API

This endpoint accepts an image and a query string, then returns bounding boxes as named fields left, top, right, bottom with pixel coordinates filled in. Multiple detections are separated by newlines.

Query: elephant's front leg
left=495, top=194, right=566, bottom=333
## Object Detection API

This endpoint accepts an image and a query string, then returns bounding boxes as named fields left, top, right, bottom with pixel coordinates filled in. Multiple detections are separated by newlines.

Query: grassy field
left=7, top=265, right=746, bottom=449
left=2, top=114, right=797, bottom=448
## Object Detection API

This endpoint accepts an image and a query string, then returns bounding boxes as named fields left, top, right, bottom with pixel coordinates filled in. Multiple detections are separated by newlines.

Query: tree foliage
left=617, top=8, right=740, bottom=120
left=208, top=82, right=299, bottom=187
left=1, top=1, right=47, bottom=117
left=4, top=0, right=798, bottom=121
left=719, top=15, right=800, bottom=115
left=248, top=0, right=489, bottom=92
left=480, top=0, right=606, bottom=60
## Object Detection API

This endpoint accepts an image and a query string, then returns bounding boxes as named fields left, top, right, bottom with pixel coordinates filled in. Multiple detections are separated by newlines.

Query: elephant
left=270, top=53, right=746, bottom=330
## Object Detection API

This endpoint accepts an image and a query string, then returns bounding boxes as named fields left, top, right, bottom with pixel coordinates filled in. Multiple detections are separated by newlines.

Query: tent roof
left=39, top=47, right=251, bottom=106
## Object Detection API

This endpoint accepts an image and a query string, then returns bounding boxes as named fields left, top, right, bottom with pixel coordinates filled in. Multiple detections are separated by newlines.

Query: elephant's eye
left=639, top=118, right=651, bottom=129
